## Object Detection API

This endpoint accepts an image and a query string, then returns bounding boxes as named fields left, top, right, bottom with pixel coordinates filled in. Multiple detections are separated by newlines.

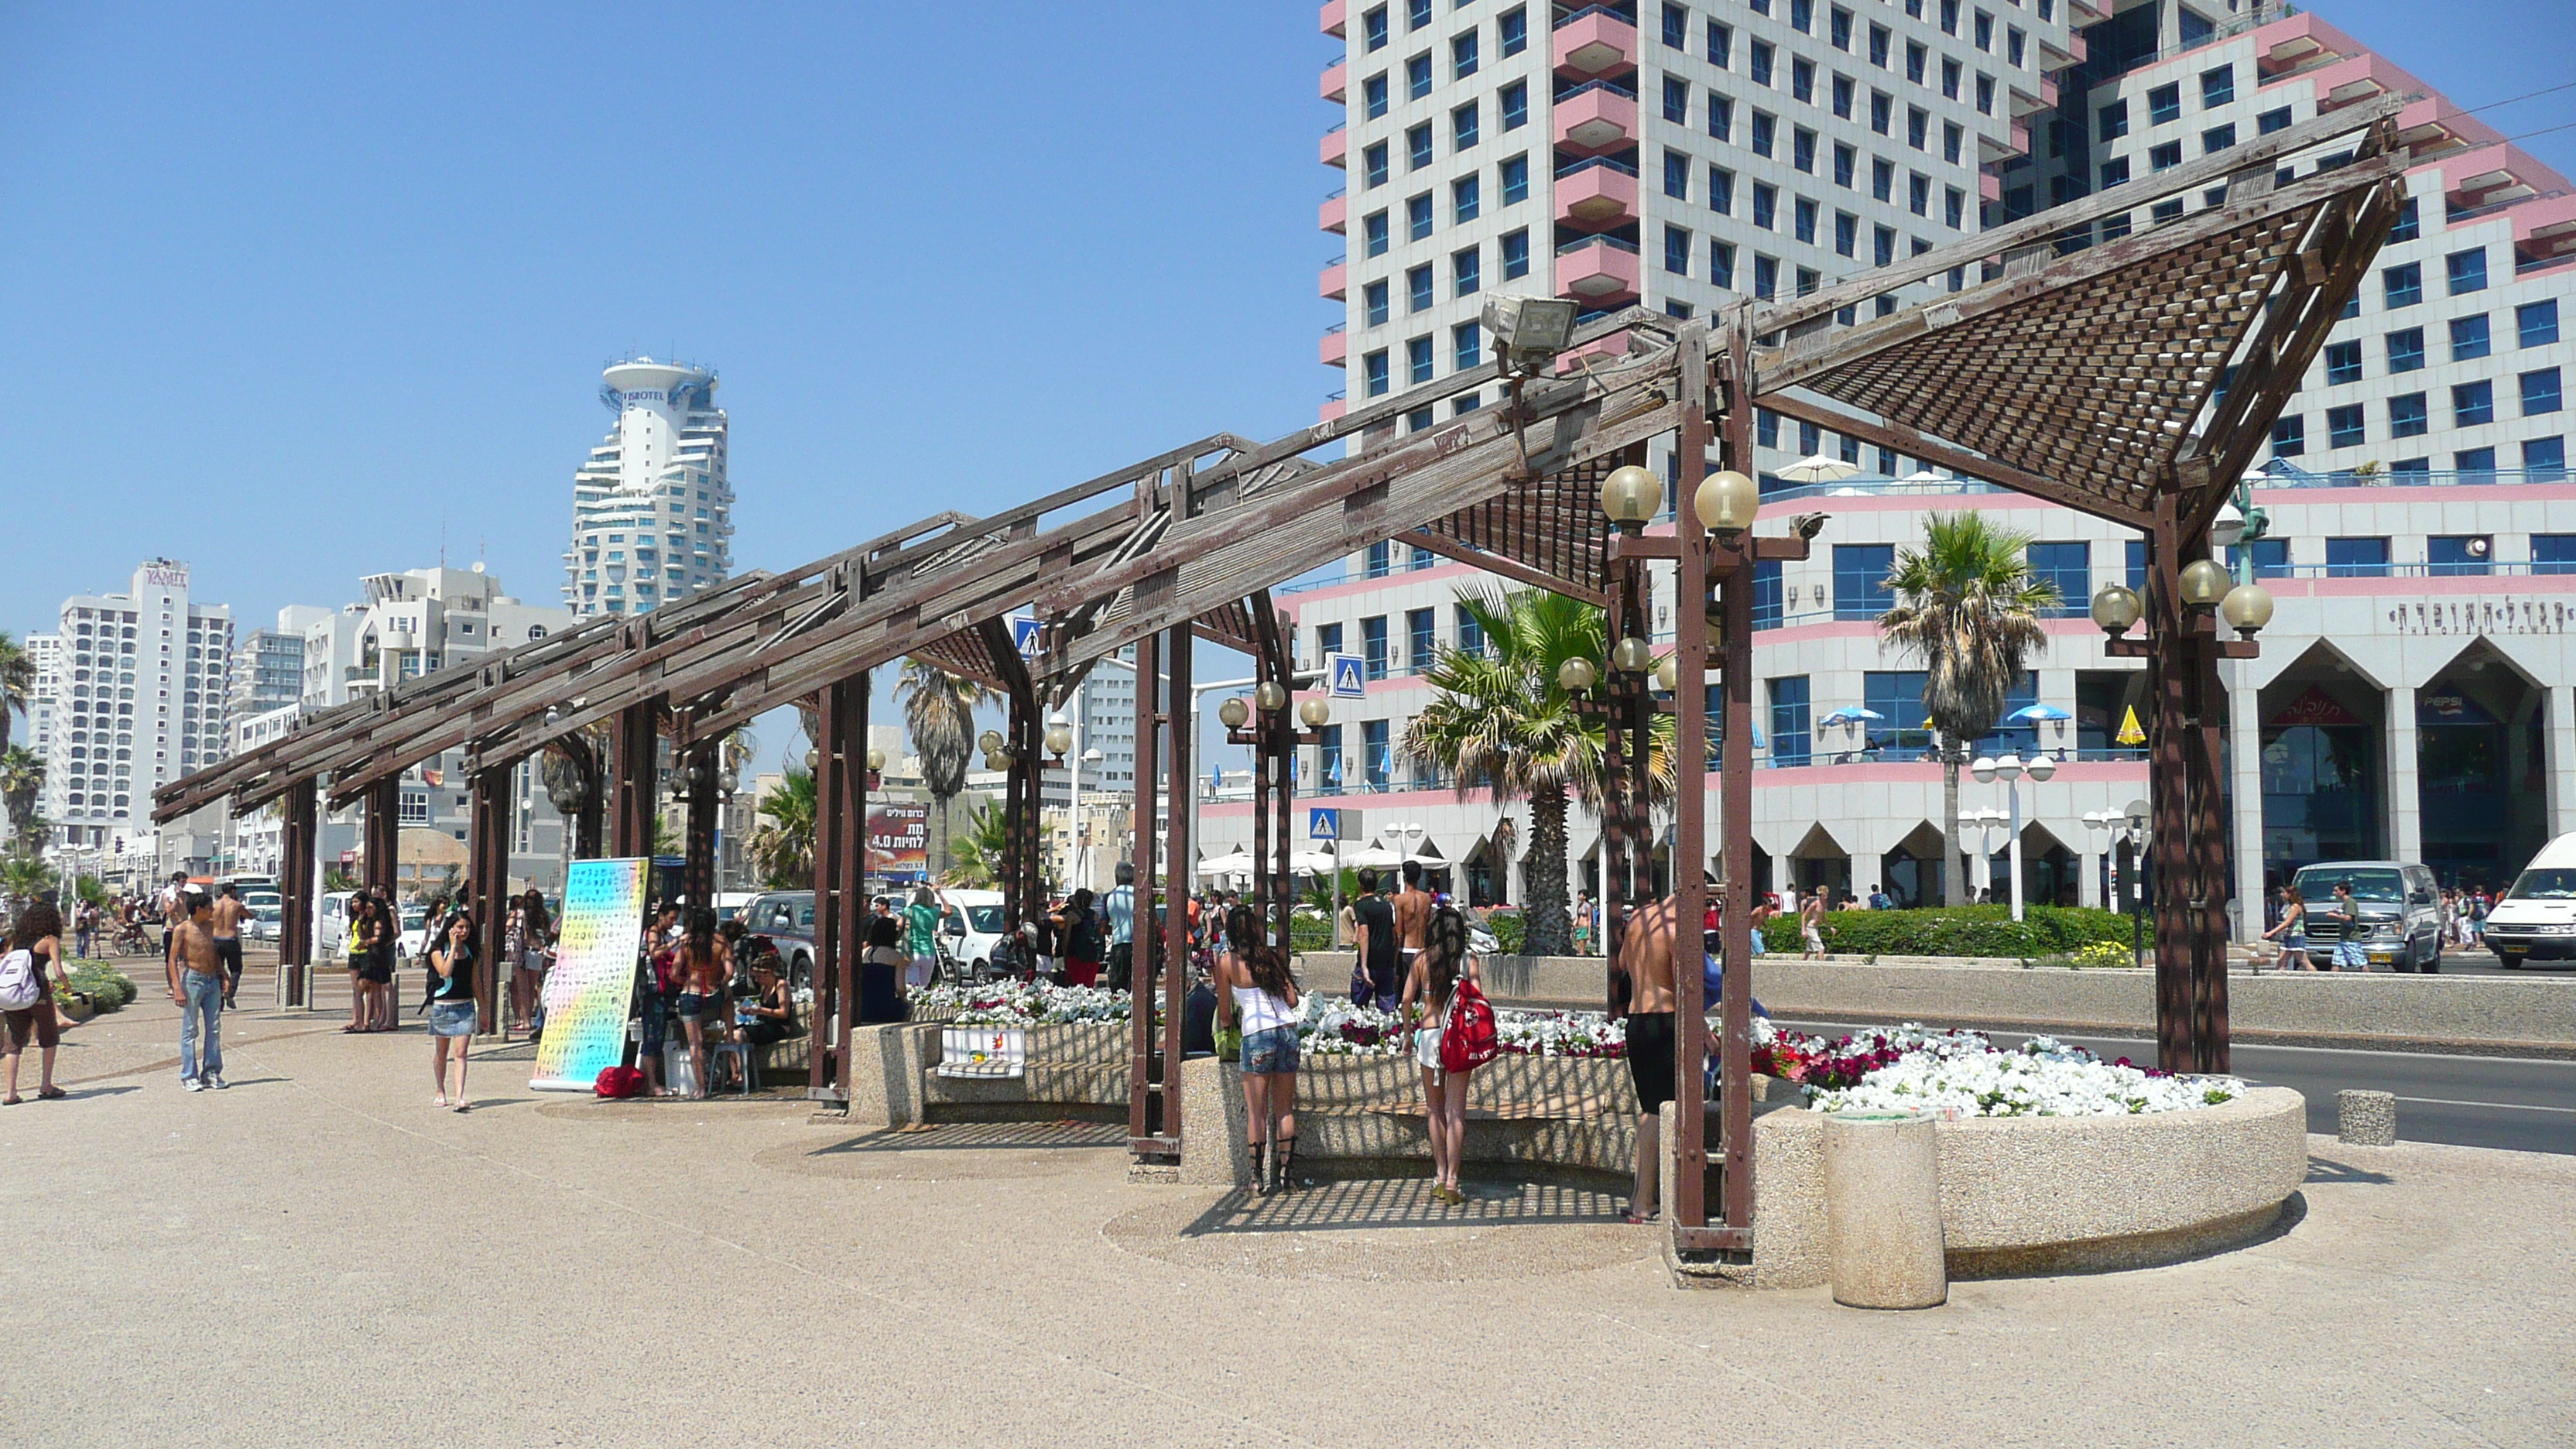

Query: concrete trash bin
left=1824, top=1112, right=1947, bottom=1310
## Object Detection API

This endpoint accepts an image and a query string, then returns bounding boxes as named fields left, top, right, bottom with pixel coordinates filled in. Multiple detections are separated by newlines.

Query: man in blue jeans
left=166, top=890, right=226, bottom=1091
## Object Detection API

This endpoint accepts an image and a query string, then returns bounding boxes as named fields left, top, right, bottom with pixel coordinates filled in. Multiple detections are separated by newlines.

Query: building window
left=1709, top=19, right=1733, bottom=66
left=2383, top=263, right=2423, bottom=309
left=1453, top=100, right=1479, bottom=149
left=2451, top=313, right=2492, bottom=361
left=1453, top=246, right=1481, bottom=296
left=1406, top=123, right=1432, bottom=170
left=2447, top=248, right=2488, bottom=295
left=1316, top=621, right=1344, bottom=662
left=1363, top=720, right=1391, bottom=790
left=2527, top=437, right=2568, bottom=480
left=1664, top=224, right=1691, bottom=275
left=2387, top=327, right=2425, bottom=373
left=1406, top=608, right=1436, bottom=673
left=1749, top=40, right=1773, bottom=87
left=2388, top=196, right=2420, bottom=242
left=2525, top=368, right=2564, bottom=416
left=1872, top=156, right=1893, bottom=201
left=1453, top=320, right=1482, bottom=371
left=1832, top=211, right=1856, bottom=257
left=2232, top=538, right=2290, bottom=580
left=2257, top=104, right=2293, bottom=135
left=2025, top=542, right=2089, bottom=617
left=1453, top=173, right=1481, bottom=223
left=2535, top=533, right=2576, bottom=574
left=1709, top=166, right=1734, bottom=214
left=1795, top=197, right=1817, bottom=243
left=1406, top=51, right=1431, bottom=99
left=1408, top=265, right=1433, bottom=312
left=1406, top=334, right=1434, bottom=384
left=2456, top=446, right=2497, bottom=479
left=1364, top=350, right=1390, bottom=397
left=1711, top=94, right=1734, bottom=141
left=1455, top=604, right=1485, bottom=656
left=1753, top=254, right=1778, bottom=299
left=2324, top=537, right=2390, bottom=578
left=1363, top=142, right=1389, bottom=188
left=2098, top=100, right=2129, bottom=142
left=2202, top=124, right=2236, bottom=154
left=1832, top=142, right=1855, bottom=189
left=2499, top=302, right=2562, bottom=358
left=1710, top=239, right=1735, bottom=289
left=1364, top=73, right=1389, bottom=119
left=2148, top=141, right=2182, bottom=172
left=1661, top=2, right=1687, bottom=46
left=2201, top=63, right=2234, bottom=107
left=1500, top=80, right=1528, bottom=130
left=1862, top=670, right=1932, bottom=755
left=1834, top=543, right=1896, bottom=620
left=2427, top=536, right=2493, bottom=577
left=1665, top=149, right=1690, bottom=199
left=2270, top=416, right=2304, bottom=457
left=1770, top=676, right=1813, bottom=766
left=2324, top=340, right=2362, bottom=385
left=1500, top=153, right=1529, bottom=205
left=1364, top=279, right=1389, bottom=326
left=1499, top=5, right=1525, bottom=56
left=2147, top=83, right=2180, bottom=125
left=1363, top=211, right=1389, bottom=259
left=1407, top=193, right=1434, bottom=242
left=2389, top=392, right=2428, bottom=437
left=1834, top=72, right=1855, bottom=118
left=1752, top=110, right=1776, bottom=157
left=1362, top=615, right=1389, bottom=679
left=1453, top=29, right=1478, bottom=78
left=1752, top=183, right=1776, bottom=230
left=1501, top=228, right=1529, bottom=279
left=2454, top=380, right=2495, bottom=427
left=1792, top=57, right=1815, bottom=103
left=1317, top=723, right=1345, bottom=789
left=2326, top=405, right=2366, bottom=450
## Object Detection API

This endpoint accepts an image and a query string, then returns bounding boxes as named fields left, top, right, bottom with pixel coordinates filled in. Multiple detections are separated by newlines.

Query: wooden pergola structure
left=156, top=96, right=2403, bottom=1253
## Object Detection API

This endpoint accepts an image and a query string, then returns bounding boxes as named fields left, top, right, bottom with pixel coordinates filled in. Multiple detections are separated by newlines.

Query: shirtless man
left=166, top=892, right=226, bottom=1091
left=1392, top=858, right=1435, bottom=984
left=1616, top=892, right=1681, bottom=1224
left=211, top=882, right=249, bottom=1009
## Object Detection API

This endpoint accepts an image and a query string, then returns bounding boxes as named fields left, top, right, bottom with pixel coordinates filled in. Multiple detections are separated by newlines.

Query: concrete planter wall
left=1728, top=1085, right=2311, bottom=1287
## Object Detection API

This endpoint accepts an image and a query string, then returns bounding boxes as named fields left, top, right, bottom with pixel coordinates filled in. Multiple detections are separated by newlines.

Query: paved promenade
left=3, top=986, right=2570, bottom=1447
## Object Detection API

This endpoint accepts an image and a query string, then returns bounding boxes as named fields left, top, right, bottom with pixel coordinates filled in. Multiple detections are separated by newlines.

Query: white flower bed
left=912, top=981, right=1131, bottom=1026
left=1804, top=1026, right=2246, bottom=1118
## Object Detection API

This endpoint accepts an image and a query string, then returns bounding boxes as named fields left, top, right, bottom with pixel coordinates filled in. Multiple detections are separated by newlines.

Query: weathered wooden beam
left=1403, top=528, right=1615, bottom=606
left=1755, top=389, right=2156, bottom=529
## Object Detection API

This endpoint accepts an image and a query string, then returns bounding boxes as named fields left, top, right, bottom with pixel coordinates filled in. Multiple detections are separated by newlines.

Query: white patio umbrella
left=1778, top=453, right=1860, bottom=485
left=1896, top=469, right=1951, bottom=486
left=1287, top=849, right=1341, bottom=875
left=1340, top=844, right=1408, bottom=868
left=1196, top=852, right=1253, bottom=877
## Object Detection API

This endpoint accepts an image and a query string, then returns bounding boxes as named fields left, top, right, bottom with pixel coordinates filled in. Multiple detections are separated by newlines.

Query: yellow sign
left=2115, top=706, right=2147, bottom=747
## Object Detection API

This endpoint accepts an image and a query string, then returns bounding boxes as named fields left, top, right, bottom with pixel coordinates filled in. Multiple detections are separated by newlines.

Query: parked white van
left=2482, top=834, right=2576, bottom=967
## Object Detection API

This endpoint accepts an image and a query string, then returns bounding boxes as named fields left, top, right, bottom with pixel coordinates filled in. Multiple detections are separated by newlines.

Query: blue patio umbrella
left=1817, top=706, right=1883, bottom=728
left=2006, top=704, right=2073, bottom=724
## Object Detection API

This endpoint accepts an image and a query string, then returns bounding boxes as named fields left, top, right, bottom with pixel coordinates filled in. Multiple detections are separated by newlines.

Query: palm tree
left=1877, top=512, right=2059, bottom=907
left=0, top=848, right=52, bottom=913
left=899, top=661, right=991, bottom=873
left=0, top=746, right=44, bottom=844
left=0, top=632, right=33, bottom=757
left=942, top=802, right=1009, bottom=888
left=1402, top=587, right=1675, bottom=956
left=748, top=769, right=817, bottom=889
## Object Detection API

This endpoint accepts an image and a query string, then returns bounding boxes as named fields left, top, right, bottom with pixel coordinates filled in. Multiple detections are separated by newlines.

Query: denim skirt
left=427, top=1001, right=479, bottom=1038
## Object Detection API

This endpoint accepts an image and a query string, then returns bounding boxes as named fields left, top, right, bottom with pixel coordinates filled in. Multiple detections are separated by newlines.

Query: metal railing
left=2078, top=2, right=2298, bottom=84
left=1553, top=3, right=1638, bottom=29
left=2256, top=466, right=2567, bottom=489
left=1554, top=76, right=1639, bottom=103
left=1555, top=153, right=1640, bottom=180
left=1557, top=231, right=1642, bottom=255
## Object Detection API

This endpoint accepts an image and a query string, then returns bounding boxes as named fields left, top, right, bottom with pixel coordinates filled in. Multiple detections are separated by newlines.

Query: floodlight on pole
left=1482, top=293, right=1580, bottom=374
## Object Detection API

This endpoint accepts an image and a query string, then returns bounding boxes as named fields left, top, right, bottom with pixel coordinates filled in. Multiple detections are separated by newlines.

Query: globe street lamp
left=1970, top=750, right=2053, bottom=921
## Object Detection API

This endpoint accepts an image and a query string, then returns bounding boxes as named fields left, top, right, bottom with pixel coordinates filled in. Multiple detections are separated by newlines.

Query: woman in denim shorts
left=1215, top=904, right=1303, bottom=1196
left=424, top=911, right=479, bottom=1112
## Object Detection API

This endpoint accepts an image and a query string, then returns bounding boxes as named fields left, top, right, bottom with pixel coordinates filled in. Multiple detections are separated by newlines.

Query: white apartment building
left=39, top=559, right=233, bottom=850
left=1212, top=1, right=2576, bottom=928
left=563, top=357, right=735, bottom=618
left=21, top=632, right=61, bottom=760
left=228, top=604, right=328, bottom=725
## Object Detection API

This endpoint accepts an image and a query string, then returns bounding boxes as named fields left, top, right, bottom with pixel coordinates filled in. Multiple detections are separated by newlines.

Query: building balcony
left=1553, top=80, right=1637, bottom=153
left=1321, top=324, right=1348, bottom=367
left=1555, top=157, right=1639, bottom=227
left=1552, top=6, right=1637, bottom=77
left=2252, top=11, right=2363, bottom=81
left=1320, top=189, right=1346, bottom=234
left=1321, top=57, right=1348, bottom=103
left=2007, top=74, right=2056, bottom=121
left=1555, top=329, right=1632, bottom=374
left=1975, top=118, right=2031, bottom=165
left=1554, top=235, right=1640, bottom=305
left=1321, top=122, right=1347, bottom=168
left=1320, top=0, right=1345, bottom=37
left=1321, top=391, right=1347, bottom=423
left=1320, top=256, right=1348, bottom=300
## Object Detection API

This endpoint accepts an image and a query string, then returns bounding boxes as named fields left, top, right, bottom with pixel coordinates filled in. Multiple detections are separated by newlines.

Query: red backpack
left=594, top=1066, right=649, bottom=1099
left=1440, top=978, right=1499, bottom=1073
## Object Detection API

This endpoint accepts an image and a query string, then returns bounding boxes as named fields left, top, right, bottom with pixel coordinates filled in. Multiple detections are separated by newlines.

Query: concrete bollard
left=1824, top=1112, right=1947, bottom=1310
left=1177, top=1054, right=1252, bottom=1188
left=2337, top=1089, right=2398, bottom=1146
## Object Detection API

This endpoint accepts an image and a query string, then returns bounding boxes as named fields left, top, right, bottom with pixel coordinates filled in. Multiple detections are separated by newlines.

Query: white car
left=396, top=905, right=430, bottom=961
left=317, top=891, right=358, bottom=957
left=2482, top=832, right=2576, bottom=967
left=934, top=889, right=1009, bottom=978
left=245, top=903, right=283, bottom=943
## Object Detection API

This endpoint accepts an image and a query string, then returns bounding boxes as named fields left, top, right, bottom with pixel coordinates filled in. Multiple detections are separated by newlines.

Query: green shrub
left=1486, top=909, right=1526, bottom=955
left=63, top=963, right=138, bottom=1011
left=1289, top=917, right=1335, bottom=955
left=1762, top=906, right=2150, bottom=959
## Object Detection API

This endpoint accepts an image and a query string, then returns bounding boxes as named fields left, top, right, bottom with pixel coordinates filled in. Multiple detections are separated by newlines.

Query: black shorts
left=214, top=937, right=244, bottom=979
left=1625, top=1011, right=1677, bottom=1113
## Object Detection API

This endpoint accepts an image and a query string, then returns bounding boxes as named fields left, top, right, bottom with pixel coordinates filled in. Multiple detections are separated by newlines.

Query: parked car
left=2288, top=861, right=2444, bottom=971
left=738, top=890, right=817, bottom=999
left=2480, top=833, right=2576, bottom=966
left=714, top=890, right=760, bottom=925
left=317, top=891, right=358, bottom=957
left=245, top=903, right=283, bottom=943
left=933, top=889, right=1009, bottom=979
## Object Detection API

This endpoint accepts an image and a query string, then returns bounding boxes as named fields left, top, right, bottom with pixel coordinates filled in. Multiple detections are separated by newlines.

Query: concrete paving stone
left=1, top=991, right=2569, bottom=1448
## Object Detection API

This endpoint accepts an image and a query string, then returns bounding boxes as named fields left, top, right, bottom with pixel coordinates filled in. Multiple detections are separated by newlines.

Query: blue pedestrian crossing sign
left=1308, top=808, right=1341, bottom=841
left=1326, top=651, right=1366, bottom=697
left=1009, top=616, right=1043, bottom=658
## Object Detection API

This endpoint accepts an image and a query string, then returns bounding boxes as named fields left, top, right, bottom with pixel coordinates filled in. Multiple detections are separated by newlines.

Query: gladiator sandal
left=1249, top=1139, right=1271, bottom=1195
left=1271, top=1136, right=1297, bottom=1194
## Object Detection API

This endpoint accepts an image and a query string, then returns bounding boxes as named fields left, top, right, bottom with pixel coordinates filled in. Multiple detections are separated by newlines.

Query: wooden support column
left=279, top=778, right=317, bottom=983
left=808, top=678, right=867, bottom=1101
left=2190, top=638, right=2232, bottom=1074
left=1670, top=323, right=1715, bottom=1239
left=465, top=769, right=511, bottom=1034
left=2145, top=500, right=2198, bottom=1072
left=363, top=776, right=400, bottom=898
left=1160, top=623, right=1192, bottom=1151
left=1714, top=322, right=1759, bottom=1247
left=1126, top=629, right=1170, bottom=1154
left=681, top=743, right=719, bottom=912
left=610, top=699, right=663, bottom=862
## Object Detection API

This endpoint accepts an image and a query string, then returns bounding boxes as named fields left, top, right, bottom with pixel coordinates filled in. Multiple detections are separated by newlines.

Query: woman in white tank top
left=1215, top=904, right=1303, bottom=1196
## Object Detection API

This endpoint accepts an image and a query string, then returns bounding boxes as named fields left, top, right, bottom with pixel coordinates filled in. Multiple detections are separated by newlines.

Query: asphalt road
left=1778, top=1016, right=2576, bottom=1156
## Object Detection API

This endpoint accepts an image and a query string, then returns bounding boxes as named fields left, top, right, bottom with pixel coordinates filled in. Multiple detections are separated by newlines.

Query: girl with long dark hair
left=671, top=906, right=731, bottom=1099
left=509, top=887, right=553, bottom=1036
left=1398, top=904, right=1481, bottom=1204
left=425, top=909, right=478, bottom=1110
left=3, top=901, right=73, bottom=1104
left=1214, top=903, right=1302, bottom=1194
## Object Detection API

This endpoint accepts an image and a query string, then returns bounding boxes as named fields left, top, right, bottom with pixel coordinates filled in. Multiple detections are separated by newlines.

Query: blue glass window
left=1771, top=676, right=1812, bottom=766
left=2454, top=381, right=2495, bottom=427
left=1500, top=155, right=1529, bottom=206
left=1363, top=719, right=1391, bottom=790
left=2451, top=314, right=2491, bottom=361
left=2386, top=327, right=2425, bottom=372
left=1834, top=543, right=1895, bottom=620
left=2383, top=263, right=2422, bottom=309
left=1454, top=605, right=1485, bottom=656
left=2519, top=300, right=2561, bottom=348
left=1501, top=228, right=1530, bottom=279
left=2427, top=536, right=2492, bottom=577
left=2535, top=533, right=2576, bottom=574
left=1362, top=615, right=1389, bottom=678
left=1406, top=334, right=1433, bottom=384
left=2527, top=437, right=2568, bottom=481
left=2025, top=542, right=2089, bottom=618
left=2447, top=248, right=2488, bottom=295
left=2324, top=537, right=2390, bottom=578
left=2324, top=341, right=2362, bottom=385
left=1752, top=558, right=1783, bottom=629
left=1862, top=670, right=1931, bottom=755
left=2523, top=368, right=2563, bottom=416
left=2327, top=404, right=2366, bottom=450
left=2389, top=392, right=2428, bottom=437
left=1500, top=80, right=1528, bottom=130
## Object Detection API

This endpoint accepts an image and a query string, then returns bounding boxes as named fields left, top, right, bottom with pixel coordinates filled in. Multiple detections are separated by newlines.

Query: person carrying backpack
left=2, top=901, right=75, bottom=1105
left=1399, top=905, right=1493, bottom=1206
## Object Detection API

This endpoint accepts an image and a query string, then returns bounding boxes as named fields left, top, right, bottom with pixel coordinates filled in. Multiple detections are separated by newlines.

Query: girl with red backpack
left=1399, top=905, right=1495, bottom=1205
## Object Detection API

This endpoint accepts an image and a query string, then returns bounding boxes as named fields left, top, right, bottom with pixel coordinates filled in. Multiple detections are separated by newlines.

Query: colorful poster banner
left=868, top=802, right=931, bottom=881
left=529, top=857, right=649, bottom=1091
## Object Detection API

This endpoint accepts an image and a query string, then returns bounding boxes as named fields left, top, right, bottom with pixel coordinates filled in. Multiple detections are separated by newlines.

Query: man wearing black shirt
left=1351, top=868, right=1401, bottom=1011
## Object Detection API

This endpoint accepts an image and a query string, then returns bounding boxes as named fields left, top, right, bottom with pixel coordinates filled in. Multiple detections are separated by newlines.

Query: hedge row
left=1761, top=905, right=2150, bottom=959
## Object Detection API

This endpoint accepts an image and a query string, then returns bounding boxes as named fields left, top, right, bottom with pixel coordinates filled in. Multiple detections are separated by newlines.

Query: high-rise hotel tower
left=564, top=357, right=735, bottom=617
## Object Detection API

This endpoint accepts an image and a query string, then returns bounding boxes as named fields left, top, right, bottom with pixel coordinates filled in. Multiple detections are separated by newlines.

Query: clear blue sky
left=2, top=2, right=2570, bottom=769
